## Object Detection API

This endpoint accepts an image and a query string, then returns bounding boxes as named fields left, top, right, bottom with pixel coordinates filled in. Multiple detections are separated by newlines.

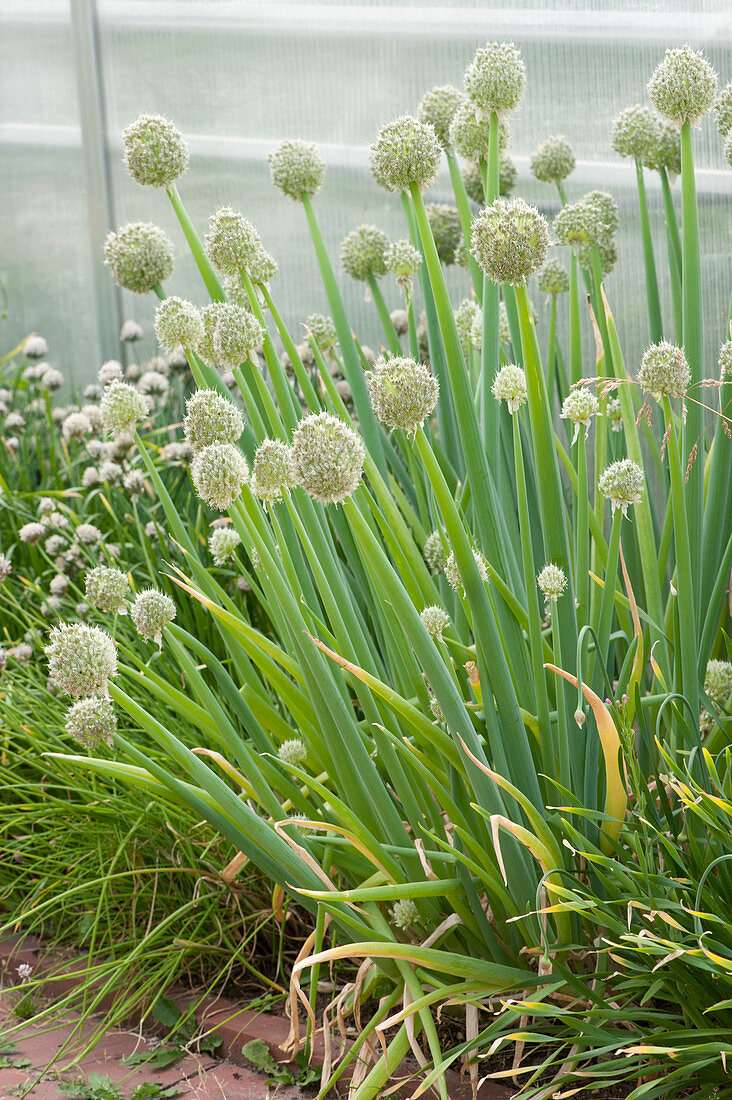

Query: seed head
left=130, top=588, right=176, bottom=646
left=598, top=458, right=645, bottom=515
left=23, top=335, right=49, bottom=358
left=104, top=222, right=174, bottom=294
left=420, top=605, right=450, bottom=640
left=561, top=387, right=600, bottom=443
left=647, top=45, right=717, bottom=127
left=454, top=298, right=481, bottom=355
left=444, top=548, right=488, bottom=592
left=291, top=413, right=365, bottom=505
left=492, top=364, right=527, bottom=413
left=638, top=341, right=691, bottom=399
left=537, top=563, right=567, bottom=603
left=340, top=225, right=390, bottom=282
left=191, top=443, right=249, bottom=511
left=208, top=526, right=242, bottom=566
left=304, top=314, right=337, bottom=352
left=385, top=239, right=422, bottom=294
left=449, top=98, right=510, bottom=162
left=85, top=566, right=130, bottom=614
left=120, top=319, right=143, bottom=342
left=426, top=203, right=461, bottom=266
left=66, top=696, right=117, bottom=748
left=184, top=389, right=244, bottom=453
left=154, top=296, right=203, bottom=352
left=20, top=522, right=46, bottom=545
left=45, top=622, right=117, bottom=697
left=530, top=134, right=575, bottom=184
left=471, top=197, right=549, bottom=286
left=250, top=439, right=296, bottom=502
left=611, top=105, right=661, bottom=161
left=269, top=139, right=325, bottom=200
left=370, top=116, right=441, bottom=193
left=464, top=41, right=526, bottom=116
left=705, top=659, right=732, bottom=710
left=122, top=113, right=188, bottom=189
left=390, top=897, right=419, bottom=930
left=423, top=529, right=448, bottom=574
left=537, top=258, right=569, bottom=295
left=367, top=355, right=439, bottom=434
left=76, top=523, right=102, bottom=544
left=278, top=738, right=308, bottom=767
left=100, top=380, right=148, bottom=439
left=417, top=85, right=464, bottom=150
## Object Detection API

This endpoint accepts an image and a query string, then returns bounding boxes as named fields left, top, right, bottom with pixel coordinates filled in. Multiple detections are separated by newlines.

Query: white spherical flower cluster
left=390, top=897, right=419, bottom=931
left=553, top=191, right=618, bottom=274
left=611, top=105, right=661, bottom=162
left=137, top=370, right=169, bottom=399
left=598, top=459, right=645, bottom=516
left=269, top=139, right=325, bottom=201
left=340, top=225, right=390, bottom=282
left=449, top=98, right=510, bottom=163
left=304, top=314, right=336, bottom=352
left=103, top=222, right=174, bottom=294
left=45, top=622, right=117, bottom=697
left=65, top=696, right=117, bottom=749
left=197, top=302, right=264, bottom=369
left=184, top=389, right=244, bottom=453
left=715, top=82, right=732, bottom=137
left=423, top=529, right=448, bottom=574
left=370, top=116, right=441, bottom=193
left=290, top=413, right=365, bottom=505
left=154, top=296, right=203, bottom=352
left=50, top=574, right=68, bottom=598
left=4, top=411, right=25, bottom=430
left=23, top=335, right=49, bottom=358
left=417, top=85, right=464, bottom=150
left=250, top=439, right=296, bottom=503
left=426, top=203, right=461, bottom=267
left=464, top=41, right=526, bottom=117
left=43, top=368, right=64, bottom=391
left=561, top=387, right=600, bottom=443
left=454, top=298, right=481, bottom=355
left=366, top=355, right=439, bottom=434
left=492, top=364, right=527, bottom=413
left=444, top=548, right=488, bottom=592
left=122, top=113, right=188, bottom=188
left=85, top=566, right=130, bottom=614
left=647, top=45, right=717, bottom=127
left=537, top=562, right=567, bottom=603
left=420, top=605, right=450, bottom=640
left=191, top=443, right=249, bottom=511
left=76, top=523, right=102, bottom=544
left=62, top=412, right=93, bottom=443
left=100, top=381, right=149, bottom=439
left=705, top=659, right=732, bottom=711
left=638, top=341, right=691, bottom=399
left=130, top=588, right=176, bottom=646
left=530, top=134, right=575, bottom=184
left=205, top=206, right=277, bottom=283
left=606, top=398, right=623, bottom=432
left=385, top=239, right=422, bottom=294
left=718, top=341, right=732, bottom=379
left=208, top=526, right=242, bottom=566
left=471, top=198, right=549, bottom=286
left=278, top=738, right=308, bottom=767
left=537, top=258, right=570, bottom=295
left=644, top=119, right=681, bottom=176
left=120, top=319, right=143, bottom=342
left=20, top=522, right=46, bottom=546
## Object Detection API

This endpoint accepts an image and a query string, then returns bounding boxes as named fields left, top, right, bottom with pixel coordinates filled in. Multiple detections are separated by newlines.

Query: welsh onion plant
left=16, top=38, right=732, bottom=1098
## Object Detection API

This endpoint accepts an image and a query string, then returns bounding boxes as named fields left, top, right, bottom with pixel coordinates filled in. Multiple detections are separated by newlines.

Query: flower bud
left=104, top=222, right=174, bottom=294
left=638, top=341, right=690, bottom=399
left=85, top=566, right=130, bottom=614
left=420, top=605, right=450, bottom=640
left=530, top=135, right=575, bottom=184
left=537, top=259, right=569, bottom=295
left=417, top=85, right=464, bottom=150
left=370, top=116, right=441, bottom=193
left=464, top=41, right=526, bottom=116
left=537, top=562, right=567, bottom=602
left=611, top=105, right=660, bottom=161
left=66, top=696, right=117, bottom=748
left=390, top=897, right=419, bottom=931
left=561, top=387, right=600, bottom=444
left=449, top=98, right=510, bottom=162
left=291, top=413, right=365, bottom=505
left=492, top=364, right=527, bottom=413
left=209, top=526, right=242, bottom=566
left=100, top=380, right=148, bottom=439
left=366, top=355, right=439, bottom=434
left=45, top=622, right=117, bottom=697
left=154, top=296, right=203, bottom=352
left=648, top=45, right=717, bottom=128
left=269, top=139, right=325, bottom=201
left=444, top=548, right=488, bottom=592
left=304, top=314, right=337, bottom=352
left=191, top=443, right=249, bottom=511
left=130, top=588, right=176, bottom=646
left=471, top=197, right=549, bottom=286
left=340, top=225, right=390, bottom=282
left=425, top=203, right=461, bottom=266
left=250, top=439, right=296, bottom=503
left=122, top=113, right=188, bottom=188
left=598, top=458, right=644, bottom=515
left=184, top=389, right=244, bottom=454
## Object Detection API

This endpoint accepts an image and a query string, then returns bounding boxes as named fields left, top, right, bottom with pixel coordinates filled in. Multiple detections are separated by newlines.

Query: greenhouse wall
left=2, top=0, right=731, bottom=383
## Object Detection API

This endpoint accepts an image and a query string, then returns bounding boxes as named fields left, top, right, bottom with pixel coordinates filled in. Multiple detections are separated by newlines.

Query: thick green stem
left=367, top=272, right=402, bottom=354
left=635, top=157, right=663, bottom=343
left=166, top=183, right=225, bottom=302
left=659, top=166, right=683, bottom=344
left=574, top=427, right=590, bottom=629
left=547, top=294, right=558, bottom=414
left=568, top=253, right=582, bottom=387
left=446, top=151, right=483, bottom=297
